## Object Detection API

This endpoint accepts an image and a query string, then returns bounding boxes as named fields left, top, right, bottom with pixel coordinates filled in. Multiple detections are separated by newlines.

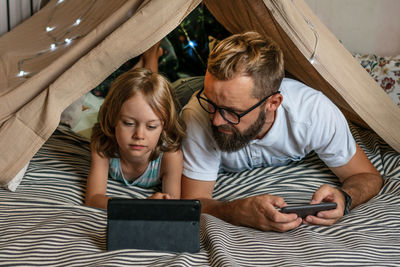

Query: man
left=180, top=31, right=382, bottom=232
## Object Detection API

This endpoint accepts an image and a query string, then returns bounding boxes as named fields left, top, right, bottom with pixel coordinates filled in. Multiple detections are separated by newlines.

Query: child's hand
left=148, top=192, right=171, bottom=199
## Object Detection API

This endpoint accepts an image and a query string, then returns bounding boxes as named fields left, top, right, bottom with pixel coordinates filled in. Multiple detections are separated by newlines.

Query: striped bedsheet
left=1, top=123, right=400, bottom=266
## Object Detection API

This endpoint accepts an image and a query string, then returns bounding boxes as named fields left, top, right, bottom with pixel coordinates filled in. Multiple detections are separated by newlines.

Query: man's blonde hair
left=207, top=31, right=284, bottom=99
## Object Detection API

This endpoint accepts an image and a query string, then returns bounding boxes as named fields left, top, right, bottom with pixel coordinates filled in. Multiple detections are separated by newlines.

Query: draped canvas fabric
left=0, top=0, right=201, bottom=186
left=0, top=0, right=399, bottom=187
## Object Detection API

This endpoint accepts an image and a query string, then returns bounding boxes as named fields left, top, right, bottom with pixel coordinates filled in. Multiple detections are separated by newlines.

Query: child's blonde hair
left=91, top=68, right=186, bottom=161
left=207, top=31, right=284, bottom=99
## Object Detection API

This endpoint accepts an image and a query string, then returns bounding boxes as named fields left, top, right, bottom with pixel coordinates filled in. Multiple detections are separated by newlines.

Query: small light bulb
left=74, top=19, right=81, bottom=26
left=46, top=26, right=55, bottom=32
left=50, top=43, right=56, bottom=50
left=188, top=41, right=195, bottom=48
left=17, top=70, right=27, bottom=77
left=65, top=38, right=72, bottom=44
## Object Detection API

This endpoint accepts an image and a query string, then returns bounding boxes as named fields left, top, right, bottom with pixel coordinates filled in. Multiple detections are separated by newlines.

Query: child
left=84, top=67, right=186, bottom=209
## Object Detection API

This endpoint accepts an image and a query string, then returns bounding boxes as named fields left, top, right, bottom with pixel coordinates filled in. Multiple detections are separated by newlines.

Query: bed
left=1, top=117, right=400, bottom=266
left=1, top=64, right=400, bottom=266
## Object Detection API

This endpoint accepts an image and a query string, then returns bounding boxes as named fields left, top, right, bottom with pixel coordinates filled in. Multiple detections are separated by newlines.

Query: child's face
left=115, top=92, right=163, bottom=161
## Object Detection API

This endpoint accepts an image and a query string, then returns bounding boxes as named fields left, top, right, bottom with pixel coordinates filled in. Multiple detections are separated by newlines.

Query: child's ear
left=265, top=93, right=283, bottom=112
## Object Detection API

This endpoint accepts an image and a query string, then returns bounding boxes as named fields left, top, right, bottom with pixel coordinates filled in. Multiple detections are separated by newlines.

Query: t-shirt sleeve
left=181, top=102, right=221, bottom=181
left=309, top=93, right=356, bottom=167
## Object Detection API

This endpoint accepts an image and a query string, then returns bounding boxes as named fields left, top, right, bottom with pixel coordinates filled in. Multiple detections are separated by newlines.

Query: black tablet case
left=107, top=198, right=201, bottom=253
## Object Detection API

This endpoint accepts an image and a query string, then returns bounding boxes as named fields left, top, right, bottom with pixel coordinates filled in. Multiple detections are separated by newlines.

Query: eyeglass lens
left=198, top=97, right=240, bottom=124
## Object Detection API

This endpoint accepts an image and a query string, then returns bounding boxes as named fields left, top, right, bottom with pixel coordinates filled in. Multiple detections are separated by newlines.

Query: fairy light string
left=290, top=0, right=319, bottom=64
left=17, top=0, right=97, bottom=77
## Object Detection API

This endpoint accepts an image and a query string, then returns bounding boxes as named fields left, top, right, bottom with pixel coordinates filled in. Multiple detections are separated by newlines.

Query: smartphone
left=280, top=202, right=337, bottom=218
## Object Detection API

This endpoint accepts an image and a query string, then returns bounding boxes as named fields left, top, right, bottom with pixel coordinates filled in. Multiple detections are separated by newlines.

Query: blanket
left=0, top=123, right=399, bottom=266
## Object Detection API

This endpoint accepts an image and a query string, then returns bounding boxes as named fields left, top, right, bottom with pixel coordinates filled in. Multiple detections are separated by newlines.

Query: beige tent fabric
left=0, top=0, right=133, bottom=122
left=0, top=0, right=200, bottom=186
left=205, top=0, right=400, bottom=152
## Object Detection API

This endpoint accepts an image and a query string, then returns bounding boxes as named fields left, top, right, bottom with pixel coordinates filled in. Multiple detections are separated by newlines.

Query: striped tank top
left=109, top=153, right=163, bottom=188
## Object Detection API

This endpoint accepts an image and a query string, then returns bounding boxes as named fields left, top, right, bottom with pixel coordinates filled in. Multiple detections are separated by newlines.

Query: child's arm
left=84, top=149, right=110, bottom=209
left=160, top=149, right=183, bottom=199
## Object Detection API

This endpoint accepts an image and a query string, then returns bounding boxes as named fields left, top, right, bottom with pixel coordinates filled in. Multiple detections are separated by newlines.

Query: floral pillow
left=354, top=54, right=400, bottom=107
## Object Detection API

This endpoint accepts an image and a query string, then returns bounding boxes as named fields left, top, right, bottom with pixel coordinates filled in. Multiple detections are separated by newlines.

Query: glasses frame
left=196, top=87, right=280, bottom=125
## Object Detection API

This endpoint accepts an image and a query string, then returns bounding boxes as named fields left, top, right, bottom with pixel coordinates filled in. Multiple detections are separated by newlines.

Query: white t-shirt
left=181, top=78, right=356, bottom=181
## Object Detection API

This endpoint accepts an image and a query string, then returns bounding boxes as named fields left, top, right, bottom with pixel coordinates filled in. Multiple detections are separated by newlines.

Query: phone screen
left=280, top=202, right=337, bottom=218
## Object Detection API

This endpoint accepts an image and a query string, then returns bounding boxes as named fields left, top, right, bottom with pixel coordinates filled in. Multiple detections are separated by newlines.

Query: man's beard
left=211, top=109, right=266, bottom=152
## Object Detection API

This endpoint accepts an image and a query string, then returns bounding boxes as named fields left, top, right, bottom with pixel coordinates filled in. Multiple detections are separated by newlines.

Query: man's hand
left=301, top=143, right=383, bottom=226
left=181, top=175, right=302, bottom=232
left=303, top=184, right=345, bottom=226
left=226, top=194, right=303, bottom=232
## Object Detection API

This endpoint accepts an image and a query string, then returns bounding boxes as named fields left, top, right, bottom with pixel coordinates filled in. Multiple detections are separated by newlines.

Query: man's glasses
left=196, top=88, right=280, bottom=125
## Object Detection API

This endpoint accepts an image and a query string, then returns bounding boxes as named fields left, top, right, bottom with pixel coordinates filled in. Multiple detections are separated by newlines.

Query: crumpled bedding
left=0, top=123, right=399, bottom=266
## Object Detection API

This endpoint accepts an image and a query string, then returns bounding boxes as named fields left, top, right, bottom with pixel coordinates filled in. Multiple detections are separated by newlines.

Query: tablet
left=107, top=198, right=201, bottom=253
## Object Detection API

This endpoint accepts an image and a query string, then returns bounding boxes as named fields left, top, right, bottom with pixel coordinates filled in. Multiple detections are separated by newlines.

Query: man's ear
left=265, top=93, right=283, bottom=112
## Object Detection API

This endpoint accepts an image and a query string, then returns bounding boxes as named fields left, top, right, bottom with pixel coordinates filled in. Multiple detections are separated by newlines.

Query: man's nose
left=211, top=109, right=227, bottom=127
